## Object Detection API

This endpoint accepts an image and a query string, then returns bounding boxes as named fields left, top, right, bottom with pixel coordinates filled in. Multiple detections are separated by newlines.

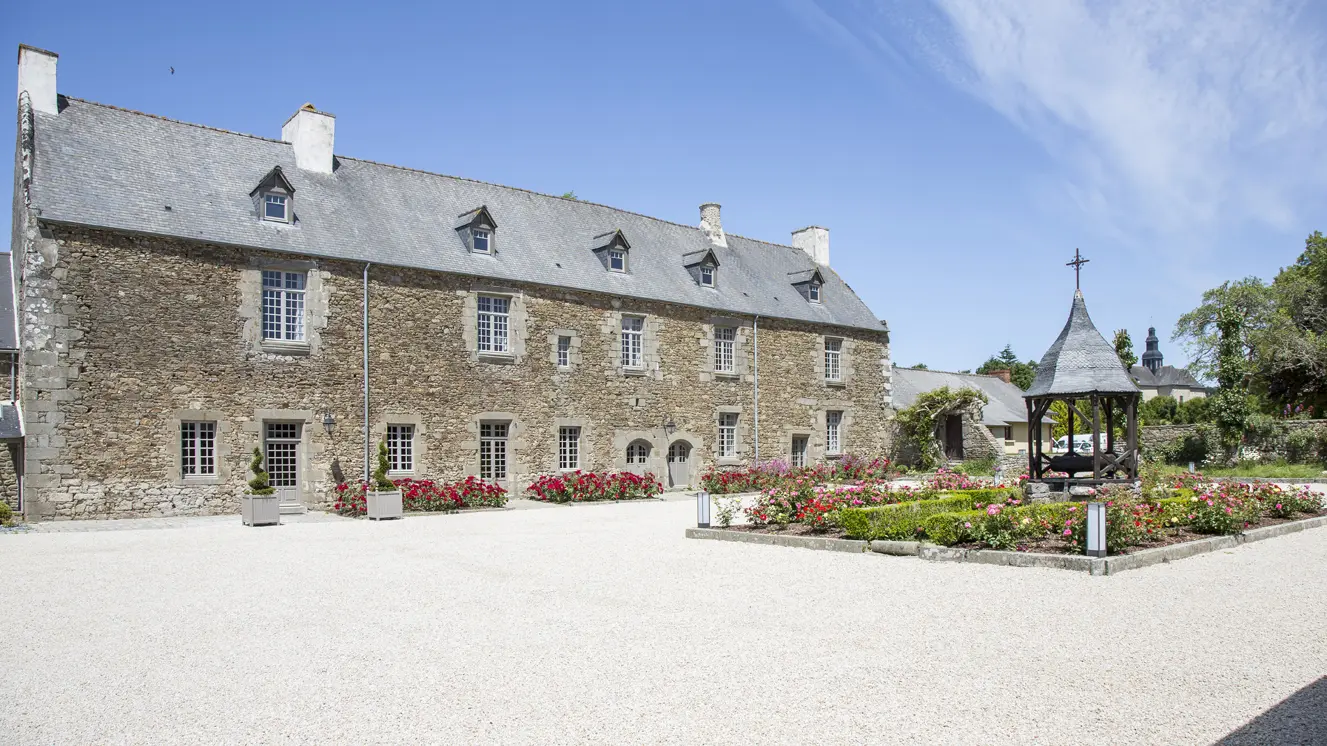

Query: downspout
left=753, top=315, right=760, bottom=463
left=362, top=262, right=371, bottom=484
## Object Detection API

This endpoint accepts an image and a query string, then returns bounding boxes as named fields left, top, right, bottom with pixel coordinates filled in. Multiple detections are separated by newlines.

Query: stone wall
left=1142, top=420, right=1327, bottom=463
left=18, top=226, right=892, bottom=519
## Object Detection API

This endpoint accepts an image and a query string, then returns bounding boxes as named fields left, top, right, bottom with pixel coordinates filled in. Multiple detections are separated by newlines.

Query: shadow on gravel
left=1214, top=676, right=1326, bottom=745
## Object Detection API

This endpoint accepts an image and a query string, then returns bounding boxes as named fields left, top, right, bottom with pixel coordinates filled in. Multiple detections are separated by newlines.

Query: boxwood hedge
left=840, top=488, right=1020, bottom=540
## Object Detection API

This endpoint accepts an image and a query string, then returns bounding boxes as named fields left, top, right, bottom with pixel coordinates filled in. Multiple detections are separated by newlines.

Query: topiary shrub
left=371, top=440, right=395, bottom=492
left=0, top=500, right=12, bottom=526
left=246, top=447, right=275, bottom=495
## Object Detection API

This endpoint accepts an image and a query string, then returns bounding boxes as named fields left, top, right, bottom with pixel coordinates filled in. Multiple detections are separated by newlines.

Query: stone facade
left=16, top=226, right=892, bottom=519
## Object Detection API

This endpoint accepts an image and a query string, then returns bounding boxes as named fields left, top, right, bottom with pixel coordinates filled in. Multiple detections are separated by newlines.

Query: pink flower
left=964, top=521, right=972, bottom=528
left=1063, top=528, right=1072, bottom=536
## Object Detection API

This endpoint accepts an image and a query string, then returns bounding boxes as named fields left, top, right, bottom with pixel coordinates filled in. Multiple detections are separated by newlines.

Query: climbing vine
left=1212, top=305, right=1250, bottom=462
left=895, top=386, right=988, bottom=470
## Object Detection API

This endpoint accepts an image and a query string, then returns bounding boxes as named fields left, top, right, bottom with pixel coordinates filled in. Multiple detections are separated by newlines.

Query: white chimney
left=17, top=44, right=58, bottom=116
left=699, top=202, right=726, bottom=248
left=792, top=226, right=830, bottom=266
left=281, top=103, right=336, bottom=174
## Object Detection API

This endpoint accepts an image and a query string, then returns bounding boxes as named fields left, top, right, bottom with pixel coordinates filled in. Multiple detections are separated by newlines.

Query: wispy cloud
left=789, top=1, right=1327, bottom=246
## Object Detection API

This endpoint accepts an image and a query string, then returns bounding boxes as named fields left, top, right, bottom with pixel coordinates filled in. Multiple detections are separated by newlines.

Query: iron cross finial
left=1066, top=248, right=1089, bottom=290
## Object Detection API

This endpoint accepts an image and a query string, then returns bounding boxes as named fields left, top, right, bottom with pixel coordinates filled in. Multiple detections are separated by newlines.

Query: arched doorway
left=625, top=439, right=651, bottom=475
left=666, top=440, right=691, bottom=488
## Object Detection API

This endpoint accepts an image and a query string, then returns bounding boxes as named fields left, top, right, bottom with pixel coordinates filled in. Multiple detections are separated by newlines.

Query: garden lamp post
left=696, top=490, right=711, bottom=528
left=1086, top=501, right=1106, bottom=558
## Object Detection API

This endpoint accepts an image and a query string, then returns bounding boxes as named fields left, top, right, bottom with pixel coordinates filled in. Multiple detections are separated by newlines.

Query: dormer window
left=683, top=248, right=721, bottom=288
left=808, top=282, right=821, bottom=302
left=473, top=228, right=492, bottom=254
left=608, top=250, right=626, bottom=272
left=592, top=230, right=631, bottom=273
left=250, top=166, right=296, bottom=225
left=789, top=268, right=826, bottom=303
left=264, top=193, right=289, bottom=222
left=456, top=206, right=498, bottom=255
left=700, top=265, right=715, bottom=287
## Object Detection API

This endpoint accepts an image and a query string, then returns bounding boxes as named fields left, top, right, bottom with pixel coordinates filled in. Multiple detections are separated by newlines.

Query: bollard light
left=1188, top=461, right=1195, bottom=474
left=696, top=490, right=711, bottom=528
left=1086, top=501, right=1106, bottom=558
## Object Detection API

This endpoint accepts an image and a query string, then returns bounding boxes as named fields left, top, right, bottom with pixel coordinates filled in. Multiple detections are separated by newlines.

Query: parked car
left=1051, top=434, right=1106, bottom=453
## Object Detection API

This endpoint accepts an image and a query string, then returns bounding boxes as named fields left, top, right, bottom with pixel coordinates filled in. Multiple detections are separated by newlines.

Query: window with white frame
left=791, top=435, right=809, bottom=468
left=557, top=335, right=571, bottom=368
left=718, top=413, right=738, bottom=458
left=700, top=265, right=715, bottom=287
left=180, top=421, right=217, bottom=477
left=261, top=270, right=306, bottom=342
left=477, top=295, right=511, bottom=354
left=808, top=282, right=821, bottom=302
left=626, top=440, right=649, bottom=465
left=558, top=426, right=581, bottom=470
left=824, top=337, right=843, bottom=382
left=608, top=250, right=626, bottom=272
left=479, top=422, right=508, bottom=480
left=620, top=316, right=644, bottom=369
left=826, top=410, right=843, bottom=455
left=714, top=327, right=736, bottom=374
left=263, top=193, right=289, bottom=222
left=386, top=424, right=414, bottom=473
left=472, top=228, right=492, bottom=254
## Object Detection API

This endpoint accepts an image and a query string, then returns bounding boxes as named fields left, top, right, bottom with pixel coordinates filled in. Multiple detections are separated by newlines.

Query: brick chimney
left=699, top=203, right=726, bottom=248
left=792, top=226, right=830, bottom=266
left=281, top=103, right=336, bottom=174
left=17, top=44, right=57, bottom=115
left=986, top=369, right=1012, bottom=385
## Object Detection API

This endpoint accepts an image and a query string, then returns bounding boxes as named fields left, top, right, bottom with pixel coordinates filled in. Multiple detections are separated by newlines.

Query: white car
left=1052, top=434, right=1105, bottom=453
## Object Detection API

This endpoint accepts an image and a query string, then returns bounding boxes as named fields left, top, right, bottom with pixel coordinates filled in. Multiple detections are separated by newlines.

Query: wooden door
left=265, top=422, right=301, bottom=508
left=944, top=416, right=964, bottom=460
left=667, top=441, right=691, bottom=488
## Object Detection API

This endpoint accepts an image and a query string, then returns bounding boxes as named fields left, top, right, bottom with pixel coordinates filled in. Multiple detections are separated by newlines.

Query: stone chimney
left=17, top=44, right=58, bottom=115
left=986, top=369, right=1012, bottom=385
left=281, top=103, right=336, bottom=174
left=792, top=226, right=830, bottom=266
left=699, top=203, right=726, bottom=248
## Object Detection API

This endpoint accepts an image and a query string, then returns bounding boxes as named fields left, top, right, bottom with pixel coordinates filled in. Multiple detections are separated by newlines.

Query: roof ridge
left=62, top=97, right=821, bottom=257
left=896, top=366, right=1000, bottom=379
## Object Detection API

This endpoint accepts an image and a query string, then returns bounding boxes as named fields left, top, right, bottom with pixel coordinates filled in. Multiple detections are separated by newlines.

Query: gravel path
left=2, top=500, right=1325, bottom=745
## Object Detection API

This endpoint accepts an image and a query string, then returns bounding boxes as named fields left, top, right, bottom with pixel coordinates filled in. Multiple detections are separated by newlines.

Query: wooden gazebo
left=1024, top=288, right=1141, bottom=485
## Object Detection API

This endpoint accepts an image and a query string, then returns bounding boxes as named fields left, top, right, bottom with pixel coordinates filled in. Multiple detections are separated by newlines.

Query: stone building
left=1129, top=327, right=1208, bottom=403
left=9, top=46, right=892, bottom=520
left=891, top=367, right=1054, bottom=459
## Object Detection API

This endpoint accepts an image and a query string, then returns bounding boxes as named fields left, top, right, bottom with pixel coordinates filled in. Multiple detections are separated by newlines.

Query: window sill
left=260, top=340, right=311, bottom=356
left=622, top=367, right=647, bottom=377
left=181, top=476, right=222, bottom=486
left=714, top=371, right=740, bottom=380
left=478, top=352, right=517, bottom=365
left=824, top=379, right=846, bottom=388
left=717, top=457, right=744, bottom=466
left=825, top=453, right=844, bottom=460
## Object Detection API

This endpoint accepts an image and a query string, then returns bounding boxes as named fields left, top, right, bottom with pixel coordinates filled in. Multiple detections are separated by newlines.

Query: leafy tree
left=1113, top=329, right=1137, bottom=370
left=1176, top=396, right=1213, bottom=424
left=975, top=344, right=1037, bottom=390
left=1173, top=277, right=1273, bottom=381
left=1140, top=395, right=1179, bottom=426
left=1211, top=305, right=1250, bottom=461
left=912, top=363, right=928, bottom=370
left=1048, top=400, right=1091, bottom=439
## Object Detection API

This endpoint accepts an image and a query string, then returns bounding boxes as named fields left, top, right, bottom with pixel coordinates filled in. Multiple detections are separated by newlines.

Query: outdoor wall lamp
left=662, top=417, right=677, bottom=436
left=322, top=411, right=336, bottom=434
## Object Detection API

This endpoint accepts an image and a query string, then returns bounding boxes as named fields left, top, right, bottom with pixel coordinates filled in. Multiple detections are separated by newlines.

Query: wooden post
left=1105, top=397, right=1115, bottom=454
left=1127, top=395, right=1139, bottom=478
left=1091, top=395, right=1101, bottom=479
left=1067, top=399, right=1074, bottom=454
left=1025, top=398, right=1035, bottom=479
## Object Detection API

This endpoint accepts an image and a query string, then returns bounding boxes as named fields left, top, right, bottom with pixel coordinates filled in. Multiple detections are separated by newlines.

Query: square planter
left=367, top=490, right=403, bottom=521
left=242, top=494, right=281, bottom=527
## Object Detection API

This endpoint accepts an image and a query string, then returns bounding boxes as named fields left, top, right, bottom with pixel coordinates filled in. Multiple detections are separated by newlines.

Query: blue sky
left=9, top=1, right=1327, bottom=376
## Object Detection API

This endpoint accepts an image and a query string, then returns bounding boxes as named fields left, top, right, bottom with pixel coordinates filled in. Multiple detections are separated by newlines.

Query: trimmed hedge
left=921, top=503, right=1072, bottom=546
left=840, top=488, right=1019, bottom=540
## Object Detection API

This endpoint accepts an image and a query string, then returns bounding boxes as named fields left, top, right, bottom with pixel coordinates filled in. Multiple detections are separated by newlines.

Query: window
left=608, top=250, right=626, bottom=272
left=791, top=436, right=808, bottom=468
left=826, top=411, right=843, bottom=455
left=808, top=282, right=821, bottom=303
left=386, top=424, right=414, bottom=473
left=824, top=337, right=843, bottom=382
left=621, top=316, right=644, bottom=369
left=263, top=193, right=288, bottom=222
left=479, top=422, right=508, bottom=480
left=700, top=265, right=714, bottom=287
left=472, top=228, right=491, bottom=254
left=261, top=270, right=306, bottom=342
left=557, top=336, right=571, bottom=368
left=477, top=295, right=510, bottom=354
left=714, top=327, right=736, bottom=374
left=558, top=426, right=581, bottom=470
left=718, top=413, right=738, bottom=458
left=180, top=421, right=216, bottom=477
left=626, top=441, right=649, bottom=465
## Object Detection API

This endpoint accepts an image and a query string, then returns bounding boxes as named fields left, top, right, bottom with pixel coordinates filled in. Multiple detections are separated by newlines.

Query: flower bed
left=700, top=454, right=894, bottom=495
left=526, top=470, right=662, bottom=503
left=333, top=476, right=508, bottom=517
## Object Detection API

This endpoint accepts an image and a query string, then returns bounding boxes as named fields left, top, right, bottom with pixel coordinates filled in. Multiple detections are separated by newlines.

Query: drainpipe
left=753, top=315, right=760, bottom=463
left=362, top=262, right=371, bottom=484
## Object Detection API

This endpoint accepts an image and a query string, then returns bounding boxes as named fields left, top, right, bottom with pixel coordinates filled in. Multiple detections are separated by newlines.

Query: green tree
left=975, top=344, right=1037, bottom=390
left=1139, top=395, right=1178, bottom=426
left=1173, top=277, right=1273, bottom=381
left=912, top=363, right=928, bottom=370
left=1112, top=329, right=1138, bottom=370
left=1048, top=400, right=1091, bottom=439
left=1211, top=305, right=1250, bottom=461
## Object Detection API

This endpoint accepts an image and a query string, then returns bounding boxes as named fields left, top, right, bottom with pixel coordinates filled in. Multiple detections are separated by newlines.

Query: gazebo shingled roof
left=1024, top=290, right=1140, bottom=398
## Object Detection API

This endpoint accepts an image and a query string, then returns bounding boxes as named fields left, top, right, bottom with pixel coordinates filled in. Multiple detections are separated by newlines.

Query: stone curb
left=402, top=506, right=512, bottom=518
left=686, top=514, right=1327, bottom=575
left=544, top=497, right=666, bottom=508
left=1207, top=476, right=1327, bottom=484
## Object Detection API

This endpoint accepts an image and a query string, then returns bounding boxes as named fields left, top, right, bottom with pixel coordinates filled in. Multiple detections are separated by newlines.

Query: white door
left=667, top=441, right=691, bottom=488
left=265, top=422, right=301, bottom=508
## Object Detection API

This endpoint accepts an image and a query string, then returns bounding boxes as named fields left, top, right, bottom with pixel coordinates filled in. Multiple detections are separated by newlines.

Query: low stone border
left=403, top=506, right=511, bottom=518
left=685, top=514, right=1327, bottom=575
left=540, top=497, right=665, bottom=508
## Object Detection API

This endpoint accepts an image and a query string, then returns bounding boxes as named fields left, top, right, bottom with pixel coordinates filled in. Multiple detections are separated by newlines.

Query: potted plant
left=242, top=447, right=281, bottom=526
left=366, top=440, right=403, bottom=520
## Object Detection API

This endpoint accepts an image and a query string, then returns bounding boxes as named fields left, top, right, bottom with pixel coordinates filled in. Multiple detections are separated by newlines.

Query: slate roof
left=1130, top=364, right=1204, bottom=389
left=891, top=367, right=1046, bottom=426
left=1025, top=291, right=1140, bottom=397
left=28, top=98, right=886, bottom=333
left=0, top=258, right=16, bottom=350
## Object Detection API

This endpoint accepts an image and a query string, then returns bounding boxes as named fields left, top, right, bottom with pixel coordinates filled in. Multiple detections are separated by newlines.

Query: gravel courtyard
left=2, top=499, right=1325, bottom=745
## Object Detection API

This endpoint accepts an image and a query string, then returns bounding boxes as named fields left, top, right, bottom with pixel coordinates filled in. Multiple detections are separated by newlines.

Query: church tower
left=1141, top=327, right=1163, bottom=373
